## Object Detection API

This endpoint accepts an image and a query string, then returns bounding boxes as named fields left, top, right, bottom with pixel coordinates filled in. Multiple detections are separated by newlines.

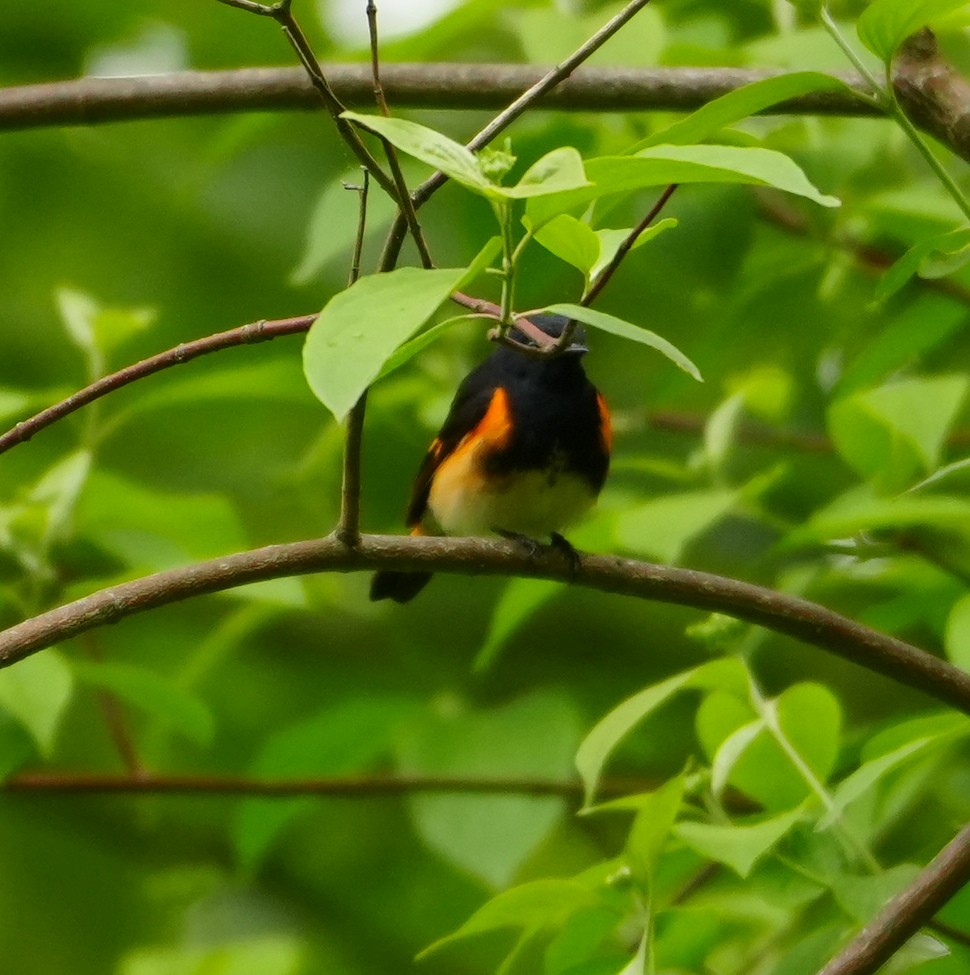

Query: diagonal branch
left=817, top=821, right=970, bottom=975
left=2, top=533, right=969, bottom=716
left=0, top=314, right=316, bottom=457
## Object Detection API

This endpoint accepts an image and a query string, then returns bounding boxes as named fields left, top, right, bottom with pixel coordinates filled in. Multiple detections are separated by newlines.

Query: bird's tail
left=370, top=527, right=433, bottom=603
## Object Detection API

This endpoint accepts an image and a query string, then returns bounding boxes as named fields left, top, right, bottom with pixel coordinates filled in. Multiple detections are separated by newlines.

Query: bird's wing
left=405, top=366, right=499, bottom=528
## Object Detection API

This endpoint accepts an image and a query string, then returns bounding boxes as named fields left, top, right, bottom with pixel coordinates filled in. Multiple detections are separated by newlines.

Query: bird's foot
left=550, top=532, right=582, bottom=579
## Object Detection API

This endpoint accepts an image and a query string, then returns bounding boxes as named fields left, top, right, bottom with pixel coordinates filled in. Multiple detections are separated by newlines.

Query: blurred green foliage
left=2, top=0, right=970, bottom=973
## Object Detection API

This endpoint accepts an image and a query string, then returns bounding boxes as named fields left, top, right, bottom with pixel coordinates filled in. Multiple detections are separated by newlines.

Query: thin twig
left=0, top=315, right=315, bottom=457
left=380, top=0, right=660, bottom=269
left=817, top=822, right=970, bottom=975
left=2, top=533, right=970, bottom=715
left=216, top=0, right=400, bottom=200
left=2, top=769, right=658, bottom=799
left=82, top=633, right=144, bottom=774
left=581, top=184, right=680, bottom=308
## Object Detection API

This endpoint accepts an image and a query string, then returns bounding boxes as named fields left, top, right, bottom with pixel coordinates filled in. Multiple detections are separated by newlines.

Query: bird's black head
left=509, top=314, right=589, bottom=355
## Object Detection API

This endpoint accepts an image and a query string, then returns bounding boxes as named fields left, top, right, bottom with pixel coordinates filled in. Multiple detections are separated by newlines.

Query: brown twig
left=82, top=634, right=143, bottom=774
left=2, top=769, right=655, bottom=799
left=2, top=533, right=969, bottom=715
left=0, top=315, right=315, bottom=457
left=581, top=184, right=680, bottom=309
left=817, top=822, right=970, bottom=975
left=380, top=0, right=661, bottom=270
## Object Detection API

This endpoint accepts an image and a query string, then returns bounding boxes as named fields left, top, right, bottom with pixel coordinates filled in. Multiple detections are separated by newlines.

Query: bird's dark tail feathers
left=370, top=569, right=433, bottom=603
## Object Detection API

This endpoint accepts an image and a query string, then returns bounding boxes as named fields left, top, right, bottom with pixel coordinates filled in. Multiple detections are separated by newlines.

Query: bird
left=370, top=313, right=612, bottom=603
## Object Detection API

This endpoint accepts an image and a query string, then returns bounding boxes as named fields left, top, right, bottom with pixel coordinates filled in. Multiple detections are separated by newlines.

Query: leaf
left=711, top=718, right=766, bottom=798
left=821, top=716, right=969, bottom=829
left=787, top=484, right=970, bottom=547
left=234, top=695, right=415, bottom=868
left=576, top=657, right=748, bottom=807
left=540, top=303, right=702, bottom=381
left=501, top=147, right=591, bottom=199
left=399, top=690, right=581, bottom=888
left=832, top=865, right=922, bottom=923
left=613, top=488, right=738, bottom=563
left=474, top=578, right=562, bottom=673
left=530, top=214, right=602, bottom=276
left=291, top=171, right=399, bottom=285
left=527, top=145, right=839, bottom=226
left=635, top=72, right=854, bottom=149
left=418, top=878, right=602, bottom=960
left=944, top=593, right=970, bottom=670
left=857, top=0, right=970, bottom=62
left=71, top=661, right=214, bottom=746
left=0, top=650, right=73, bottom=757
left=303, top=263, right=480, bottom=422
left=589, top=219, right=678, bottom=281
left=616, top=932, right=648, bottom=975
left=828, top=375, right=969, bottom=492
left=625, top=775, right=686, bottom=883
left=874, top=227, right=970, bottom=301
left=674, top=808, right=805, bottom=878
left=340, top=111, right=493, bottom=195
left=118, top=936, right=304, bottom=975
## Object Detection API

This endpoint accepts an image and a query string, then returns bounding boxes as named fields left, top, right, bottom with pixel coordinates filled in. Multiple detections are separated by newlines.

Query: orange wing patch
left=596, top=392, right=613, bottom=453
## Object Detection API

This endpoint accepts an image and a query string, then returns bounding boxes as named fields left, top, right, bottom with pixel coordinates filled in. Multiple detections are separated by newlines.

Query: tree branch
left=0, top=314, right=316, bottom=457
left=2, top=533, right=969, bottom=715
left=0, top=65, right=878, bottom=131
left=818, top=821, right=970, bottom=975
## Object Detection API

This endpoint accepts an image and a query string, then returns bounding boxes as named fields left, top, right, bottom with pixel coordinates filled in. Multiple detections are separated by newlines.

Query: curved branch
left=0, top=314, right=315, bottom=456
left=818, top=821, right=970, bottom=975
left=0, top=64, right=878, bottom=131
left=2, top=533, right=969, bottom=715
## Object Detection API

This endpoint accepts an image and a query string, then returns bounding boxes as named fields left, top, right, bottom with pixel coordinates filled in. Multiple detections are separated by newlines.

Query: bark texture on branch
left=2, top=533, right=970, bottom=716
left=0, top=64, right=877, bottom=132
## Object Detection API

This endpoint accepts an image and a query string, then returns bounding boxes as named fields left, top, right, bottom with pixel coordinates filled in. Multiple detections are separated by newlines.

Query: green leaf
left=832, top=865, right=922, bottom=923
left=291, top=171, right=399, bottom=285
left=527, top=145, right=839, bottom=225
left=501, top=147, right=591, bottom=199
left=944, top=593, right=970, bottom=669
left=613, top=488, right=738, bottom=563
left=576, top=657, right=748, bottom=807
left=710, top=718, right=766, bottom=798
left=419, top=878, right=602, bottom=960
left=234, top=695, right=415, bottom=868
left=118, top=936, right=304, bottom=975
left=625, top=775, right=686, bottom=883
left=873, top=227, right=970, bottom=301
left=474, top=578, right=562, bottom=673
left=399, top=690, right=581, bottom=888
left=822, top=715, right=969, bottom=828
left=0, top=651, right=73, bottom=757
left=589, top=219, right=678, bottom=281
left=340, top=111, right=493, bottom=195
left=788, top=484, right=970, bottom=546
left=635, top=72, right=853, bottom=149
left=828, top=375, right=969, bottom=492
left=303, top=264, right=477, bottom=422
left=540, top=303, right=702, bottom=381
left=56, top=287, right=156, bottom=376
left=530, top=214, right=602, bottom=276
left=674, top=808, right=805, bottom=878
left=857, top=0, right=970, bottom=62
left=71, top=661, right=214, bottom=746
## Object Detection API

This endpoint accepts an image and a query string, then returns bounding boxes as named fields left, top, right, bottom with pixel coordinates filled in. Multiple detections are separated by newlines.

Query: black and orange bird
left=370, top=314, right=611, bottom=603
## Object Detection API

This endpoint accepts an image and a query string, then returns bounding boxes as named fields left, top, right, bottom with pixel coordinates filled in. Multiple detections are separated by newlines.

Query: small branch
left=0, top=65, right=880, bottom=133
left=215, top=0, right=402, bottom=203
left=580, top=184, right=680, bottom=310
left=82, top=633, right=144, bottom=774
left=382, top=0, right=662, bottom=268
left=0, top=315, right=315, bottom=457
left=3, top=769, right=657, bottom=800
left=817, top=821, right=970, bottom=975
left=2, top=534, right=970, bottom=716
